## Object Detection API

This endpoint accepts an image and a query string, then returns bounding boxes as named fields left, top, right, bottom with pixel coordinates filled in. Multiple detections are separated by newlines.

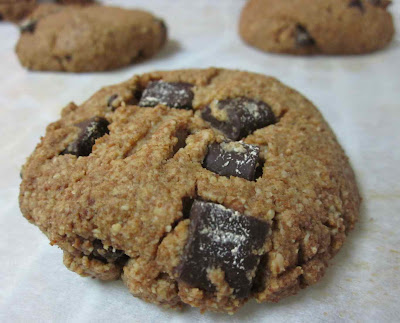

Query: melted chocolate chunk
left=178, top=200, right=269, bottom=298
left=203, top=142, right=260, bottom=181
left=138, top=81, right=194, bottom=110
left=349, top=0, right=364, bottom=11
left=295, top=25, right=315, bottom=47
left=201, top=97, right=276, bottom=141
left=20, top=19, right=37, bottom=33
left=62, top=116, right=109, bottom=157
left=91, top=239, right=126, bottom=264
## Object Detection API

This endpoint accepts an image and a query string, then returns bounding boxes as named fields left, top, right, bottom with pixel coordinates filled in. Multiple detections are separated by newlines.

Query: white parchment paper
left=0, top=1, right=399, bottom=322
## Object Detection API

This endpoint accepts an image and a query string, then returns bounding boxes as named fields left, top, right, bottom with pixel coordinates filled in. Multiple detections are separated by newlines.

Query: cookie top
left=15, top=4, right=167, bottom=72
left=57, top=0, right=94, bottom=4
left=0, top=0, right=36, bottom=22
left=239, top=0, right=394, bottom=55
left=0, top=0, right=94, bottom=22
left=20, top=68, right=360, bottom=313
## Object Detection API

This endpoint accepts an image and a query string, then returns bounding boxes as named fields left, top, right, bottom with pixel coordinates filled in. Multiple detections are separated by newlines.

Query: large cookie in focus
left=239, top=0, right=394, bottom=55
left=19, top=68, right=360, bottom=313
left=15, top=4, right=167, bottom=72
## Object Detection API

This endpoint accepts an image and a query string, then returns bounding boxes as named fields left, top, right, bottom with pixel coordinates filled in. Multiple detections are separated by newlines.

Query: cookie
left=239, top=0, right=394, bottom=55
left=19, top=68, right=361, bottom=313
left=0, top=0, right=94, bottom=22
left=0, top=0, right=36, bottom=22
left=56, top=0, right=94, bottom=4
left=15, top=4, right=167, bottom=72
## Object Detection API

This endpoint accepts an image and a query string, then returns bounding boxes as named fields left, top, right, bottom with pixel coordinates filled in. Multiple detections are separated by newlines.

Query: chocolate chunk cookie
left=0, top=0, right=36, bottom=22
left=239, top=0, right=395, bottom=55
left=0, top=0, right=94, bottom=22
left=19, top=68, right=360, bottom=313
left=15, top=4, right=167, bottom=72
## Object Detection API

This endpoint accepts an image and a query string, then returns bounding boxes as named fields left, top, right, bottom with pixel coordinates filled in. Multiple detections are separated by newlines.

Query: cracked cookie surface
left=19, top=68, right=360, bottom=313
left=15, top=3, right=167, bottom=72
left=239, top=0, right=394, bottom=55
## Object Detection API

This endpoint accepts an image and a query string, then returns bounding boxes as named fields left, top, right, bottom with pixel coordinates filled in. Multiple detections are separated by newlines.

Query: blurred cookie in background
left=239, top=0, right=395, bottom=55
left=15, top=4, right=167, bottom=72
left=0, top=0, right=94, bottom=22
left=57, top=0, right=93, bottom=3
left=0, top=0, right=36, bottom=22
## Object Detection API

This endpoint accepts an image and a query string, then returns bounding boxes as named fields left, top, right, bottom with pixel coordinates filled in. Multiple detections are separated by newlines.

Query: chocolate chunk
left=62, top=116, right=109, bottom=157
left=20, top=19, right=37, bottom=33
left=368, top=0, right=391, bottom=8
left=181, top=197, right=194, bottom=218
left=349, top=0, right=364, bottom=11
left=295, top=25, right=315, bottom=47
left=178, top=200, right=269, bottom=298
left=203, top=142, right=260, bottom=181
left=201, top=97, right=276, bottom=141
left=254, top=158, right=265, bottom=180
left=138, top=81, right=194, bottom=110
left=107, top=94, right=118, bottom=110
left=0, top=13, right=3, bottom=21
left=91, top=239, right=126, bottom=264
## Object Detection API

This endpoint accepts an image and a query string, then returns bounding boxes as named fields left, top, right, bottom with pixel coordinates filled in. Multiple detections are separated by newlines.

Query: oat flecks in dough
left=239, top=0, right=395, bottom=55
left=19, top=68, right=361, bottom=313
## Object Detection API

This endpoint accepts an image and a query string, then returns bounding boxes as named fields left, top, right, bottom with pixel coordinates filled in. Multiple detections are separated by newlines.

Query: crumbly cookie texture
left=0, top=0, right=36, bottom=22
left=19, top=68, right=360, bottom=313
left=239, top=0, right=394, bottom=55
left=15, top=4, right=167, bottom=72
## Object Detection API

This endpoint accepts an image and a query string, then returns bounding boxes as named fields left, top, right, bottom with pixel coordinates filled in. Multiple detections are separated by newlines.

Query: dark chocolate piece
left=138, top=81, right=194, bottom=110
left=295, top=25, right=315, bottom=47
left=20, top=19, right=37, bottom=33
left=178, top=200, right=269, bottom=298
left=203, top=142, right=260, bottom=181
left=254, top=158, right=265, bottom=180
left=349, top=0, right=364, bottom=11
left=368, top=0, right=391, bottom=8
left=62, top=116, right=109, bottom=157
left=181, top=197, right=194, bottom=219
left=91, top=239, right=126, bottom=264
left=201, top=97, right=276, bottom=141
left=107, top=94, right=118, bottom=110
